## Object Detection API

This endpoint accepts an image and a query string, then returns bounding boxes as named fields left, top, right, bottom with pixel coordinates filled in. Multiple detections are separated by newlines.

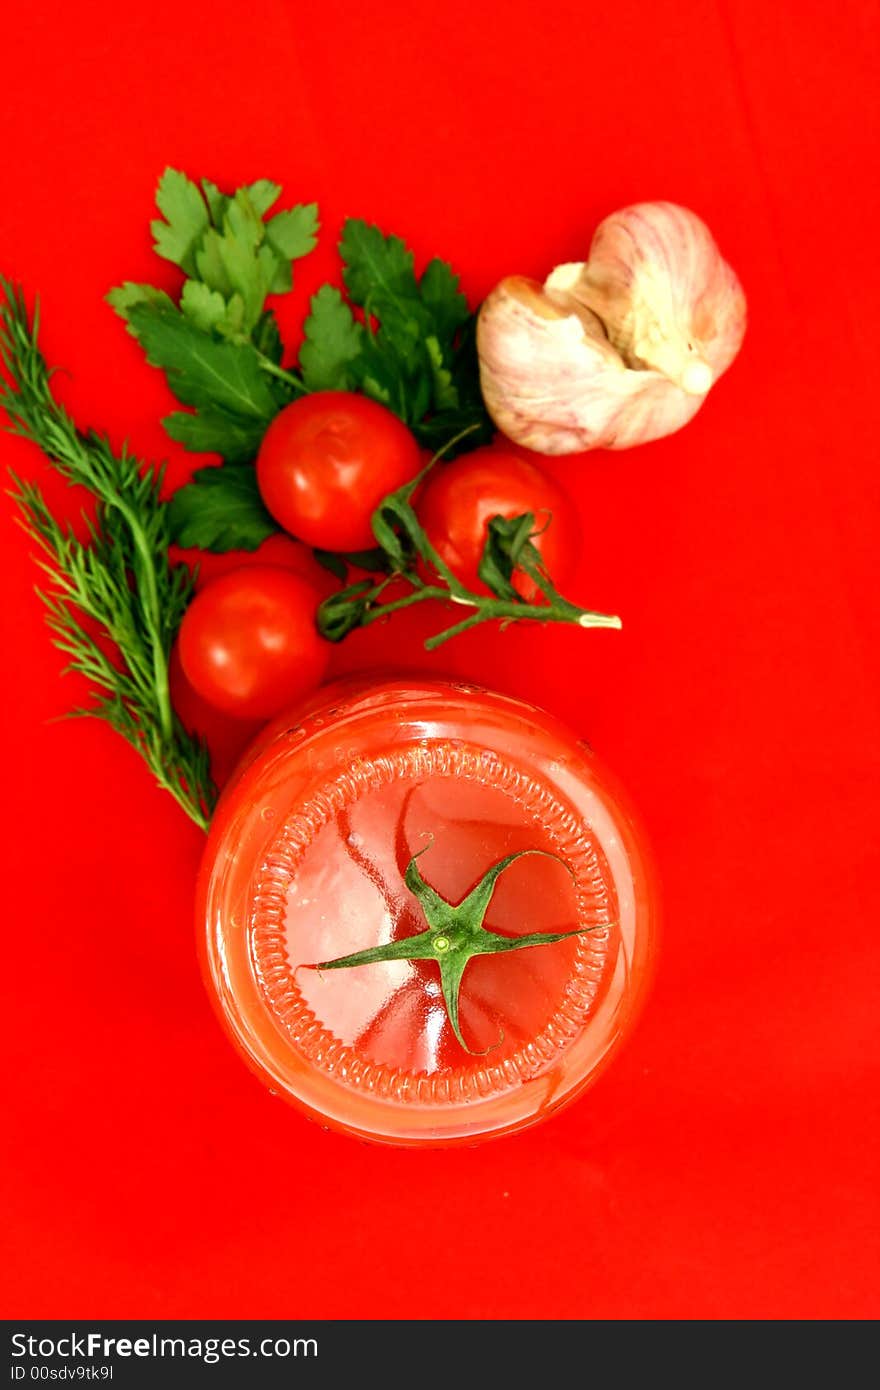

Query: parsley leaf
left=124, top=301, right=282, bottom=421
left=106, top=282, right=174, bottom=317
left=252, top=309, right=284, bottom=364
left=332, top=218, right=493, bottom=453
left=300, top=286, right=366, bottom=392
left=265, top=205, right=320, bottom=288
left=162, top=406, right=271, bottom=465
left=168, top=461, right=278, bottom=551
left=179, top=279, right=229, bottom=334
left=150, top=169, right=210, bottom=277
left=341, top=221, right=417, bottom=311
left=419, top=258, right=470, bottom=343
left=109, top=169, right=317, bottom=464
left=113, top=172, right=493, bottom=556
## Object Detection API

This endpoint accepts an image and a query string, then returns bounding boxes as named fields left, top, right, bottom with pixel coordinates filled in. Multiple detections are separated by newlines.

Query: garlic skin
left=477, top=202, right=746, bottom=454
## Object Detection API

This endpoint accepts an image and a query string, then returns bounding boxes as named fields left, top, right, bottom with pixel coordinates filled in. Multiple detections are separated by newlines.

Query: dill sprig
left=0, top=278, right=216, bottom=830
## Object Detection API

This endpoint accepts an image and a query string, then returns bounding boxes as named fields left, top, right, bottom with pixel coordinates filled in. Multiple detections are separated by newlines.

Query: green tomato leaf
left=168, top=462, right=278, bottom=551
left=150, top=169, right=211, bottom=277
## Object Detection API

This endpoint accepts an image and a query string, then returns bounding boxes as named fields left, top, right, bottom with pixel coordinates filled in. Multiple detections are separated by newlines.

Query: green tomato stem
left=315, top=423, right=622, bottom=651
left=338, top=573, right=621, bottom=649
left=308, top=843, right=604, bottom=1054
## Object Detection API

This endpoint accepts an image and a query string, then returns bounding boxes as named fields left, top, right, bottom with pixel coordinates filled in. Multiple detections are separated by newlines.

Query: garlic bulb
left=477, top=202, right=746, bottom=454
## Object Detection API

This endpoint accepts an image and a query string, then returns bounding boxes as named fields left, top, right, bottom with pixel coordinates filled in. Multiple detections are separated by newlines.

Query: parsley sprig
left=108, top=169, right=315, bottom=465
left=0, top=279, right=216, bottom=830
left=108, top=169, right=493, bottom=555
left=317, top=432, right=622, bottom=650
left=301, top=220, right=490, bottom=452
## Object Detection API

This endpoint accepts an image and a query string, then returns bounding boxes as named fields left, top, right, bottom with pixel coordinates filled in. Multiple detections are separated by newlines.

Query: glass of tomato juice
left=196, top=677, right=658, bottom=1146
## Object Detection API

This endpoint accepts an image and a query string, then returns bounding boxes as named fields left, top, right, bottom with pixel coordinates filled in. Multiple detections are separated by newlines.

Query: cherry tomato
left=178, top=566, right=329, bottom=721
left=169, top=642, right=265, bottom=789
left=198, top=677, right=658, bottom=1146
left=416, top=446, right=580, bottom=599
left=256, top=391, right=423, bottom=552
left=184, top=533, right=337, bottom=598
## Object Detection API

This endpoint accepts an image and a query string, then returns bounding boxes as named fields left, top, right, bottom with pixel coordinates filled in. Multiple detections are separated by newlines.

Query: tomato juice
left=197, top=678, right=658, bottom=1146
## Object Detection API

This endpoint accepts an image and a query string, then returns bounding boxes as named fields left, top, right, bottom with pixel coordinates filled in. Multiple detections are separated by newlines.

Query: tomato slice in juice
left=197, top=678, right=658, bottom=1146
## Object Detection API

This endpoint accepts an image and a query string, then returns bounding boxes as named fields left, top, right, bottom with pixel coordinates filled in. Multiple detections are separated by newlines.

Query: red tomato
left=198, top=677, right=658, bottom=1147
left=178, top=566, right=329, bottom=721
left=183, top=533, right=337, bottom=598
left=256, top=391, right=423, bottom=552
left=169, top=643, right=265, bottom=790
left=172, top=541, right=337, bottom=785
left=416, top=446, right=580, bottom=598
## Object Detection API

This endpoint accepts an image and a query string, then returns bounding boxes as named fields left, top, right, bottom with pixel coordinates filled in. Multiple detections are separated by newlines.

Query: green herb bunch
left=108, top=169, right=493, bottom=555
left=1, top=169, right=619, bottom=829
left=0, top=279, right=216, bottom=830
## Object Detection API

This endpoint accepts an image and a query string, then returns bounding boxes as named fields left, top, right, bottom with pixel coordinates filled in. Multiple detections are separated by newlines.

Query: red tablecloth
left=1, top=0, right=877, bottom=1319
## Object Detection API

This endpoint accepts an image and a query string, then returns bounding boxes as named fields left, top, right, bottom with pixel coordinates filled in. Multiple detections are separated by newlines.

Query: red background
left=2, top=0, right=877, bottom=1321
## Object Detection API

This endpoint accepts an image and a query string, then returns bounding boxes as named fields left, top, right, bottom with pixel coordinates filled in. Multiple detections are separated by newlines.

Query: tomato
left=256, top=391, right=423, bottom=551
left=169, top=641, right=265, bottom=789
left=416, top=445, right=580, bottom=598
left=197, top=677, right=658, bottom=1147
left=183, top=533, right=337, bottom=598
left=178, top=566, right=330, bottom=721
left=172, top=539, right=337, bottom=782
